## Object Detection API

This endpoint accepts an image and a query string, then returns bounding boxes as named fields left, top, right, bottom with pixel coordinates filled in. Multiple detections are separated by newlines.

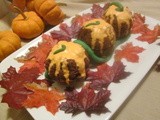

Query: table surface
left=0, top=0, right=160, bottom=120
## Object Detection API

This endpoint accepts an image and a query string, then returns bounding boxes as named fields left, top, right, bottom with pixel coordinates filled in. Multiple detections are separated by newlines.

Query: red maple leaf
left=59, top=84, right=110, bottom=116
left=87, top=61, right=131, bottom=90
left=87, top=64, right=111, bottom=90
left=131, top=13, right=160, bottom=43
left=18, top=60, right=41, bottom=73
left=51, top=13, right=93, bottom=40
left=134, top=13, right=145, bottom=23
left=23, top=83, right=64, bottom=115
left=114, top=42, right=145, bottom=62
left=17, top=34, right=57, bottom=73
left=25, top=34, right=57, bottom=60
left=51, top=23, right=73, bottom=40
left=72, top=13, right=93, bottom=27
left=91, top=3, right=109, bottom=18
left=0, top=66, right=47, bottom=109
left=131, top=13, right=146, bottom=34
left=137, top=24, right=160, bottom=43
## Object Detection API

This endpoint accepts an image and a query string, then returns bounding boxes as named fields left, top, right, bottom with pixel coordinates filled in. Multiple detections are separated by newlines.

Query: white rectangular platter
left=0, top=5, right=160, bottom=120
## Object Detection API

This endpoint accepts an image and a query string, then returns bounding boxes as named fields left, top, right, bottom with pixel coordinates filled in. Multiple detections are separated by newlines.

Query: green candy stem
left=45, top=70, right=50, bottom=80
left=85, top=21, right=100, bottom=27
left=53, top=45, right=66, bottom=54
left=110, top=2, right=124, bottom=11
left=73, top=40, right=107, bottom=63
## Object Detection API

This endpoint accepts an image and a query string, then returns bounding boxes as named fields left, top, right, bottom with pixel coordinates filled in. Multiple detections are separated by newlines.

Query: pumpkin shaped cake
left=103, top=3, right=132, bottom=39
left=77, top=18, right=116, bottom=57
left=45, top=41, right=89, bottom=84
left=0, top=30, right=21, bottom=61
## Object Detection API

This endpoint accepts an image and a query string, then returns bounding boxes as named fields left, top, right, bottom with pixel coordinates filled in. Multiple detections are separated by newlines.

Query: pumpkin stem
left=57, top=2, right=67, bottom=6
left=13, top=6, right=27, bottom=20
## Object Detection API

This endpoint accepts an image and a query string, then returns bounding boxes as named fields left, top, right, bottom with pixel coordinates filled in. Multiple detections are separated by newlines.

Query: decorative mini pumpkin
left=0, top=30, right=21, bottom=61
left=11, top=6, right=45, bottom=39
left=34, top=0, right=65, bottom=25
left=26, top=0, right=35, bottom=11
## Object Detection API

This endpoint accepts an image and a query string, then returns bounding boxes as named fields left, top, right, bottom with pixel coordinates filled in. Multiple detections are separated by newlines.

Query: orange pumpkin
left=34, top=0, right=65, bottom=25
left=26, top=0, right=35, bottom=11
left=0, top=30, right=21, bottom=61
left=11, top=10, right=45, bottom=39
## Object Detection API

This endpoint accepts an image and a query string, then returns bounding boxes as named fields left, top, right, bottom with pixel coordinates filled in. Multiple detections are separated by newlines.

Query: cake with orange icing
left=77, top=18, right=116, bottom=57
left=45, top=41, right=89, bottom=84
left=103, top=4, right=132, bottom=39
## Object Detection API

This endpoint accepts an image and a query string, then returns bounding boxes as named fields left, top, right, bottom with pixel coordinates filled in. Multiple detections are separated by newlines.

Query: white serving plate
left=0, top=5, right=160, bottom=120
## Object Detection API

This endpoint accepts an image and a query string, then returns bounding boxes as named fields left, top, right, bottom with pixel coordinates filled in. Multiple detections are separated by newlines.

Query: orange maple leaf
left=18, top=60, right=42, bottom=73
left=23, top=83, right=65, bottom=115
left=114, top=42, right=145, bottom=63
left=131, top=13, right=160, bottom=44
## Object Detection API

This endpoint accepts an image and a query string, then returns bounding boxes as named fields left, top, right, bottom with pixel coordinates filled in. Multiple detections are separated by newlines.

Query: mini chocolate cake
left=45, top=41, right=89, bottom=84
left=103, top=5, right=132, bottom=39
left=77, top=18, right=116, bottom=57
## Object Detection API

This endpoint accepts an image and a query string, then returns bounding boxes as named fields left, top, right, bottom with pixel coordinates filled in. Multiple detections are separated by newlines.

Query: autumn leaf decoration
left=23, top=83, right=65, bottom=115
left=51, top=13, right=93, bottom=41
left=0, top=66, right=46, bottom=109
left=91, top=3, right=110, bottom=18
left=87, top=61, right=131, bottom=90
left=59, top=61, right=131, bottom=115
left=0, top=65, right=64, bottom=114
left=131, top=13, right=160, bottom=43
left=17, top=34, right=58, bottom=74
left=114, top=42, right=145, bottom=62
left=60, top=84, right=110, bottom=116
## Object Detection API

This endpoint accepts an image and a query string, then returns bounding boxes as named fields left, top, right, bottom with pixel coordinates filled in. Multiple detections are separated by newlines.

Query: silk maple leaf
left=131, top=13, right=147, bottom=34
left=131, top=13, right=160, bottom=43
left=17, top=34, right=57, bottom=73
left=18, top=60, right=41, bottom=73
left=51, top=13, right=93, bottom=40
left=137, top=24, right=160, bottom=43
left=91, top=3, right=109, bottom=18
left=87, top=61, right=131, bottom=90
left=23, top=83, right=64, bottom=115
left=59, top=85, right=110, bottom=116
left=0, top=66, right=46, bottom=109
left=51, top=23, right=73, bottom=41
left=114, top=42, right=145, bottom=62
